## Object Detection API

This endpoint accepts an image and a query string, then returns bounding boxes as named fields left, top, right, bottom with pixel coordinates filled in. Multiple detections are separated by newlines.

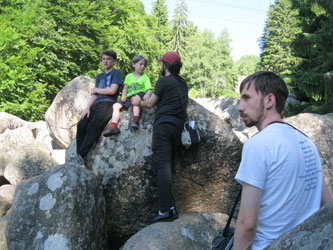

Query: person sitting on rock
left=103, top=55, right=152, bottom=136
left=76, top=49, right=122, bottom=158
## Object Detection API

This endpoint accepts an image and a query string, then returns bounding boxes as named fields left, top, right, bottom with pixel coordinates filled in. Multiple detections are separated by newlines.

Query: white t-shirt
left=235, top=123, right=323, bottom=250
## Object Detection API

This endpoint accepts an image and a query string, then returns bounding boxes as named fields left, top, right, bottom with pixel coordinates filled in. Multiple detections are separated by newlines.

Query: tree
left=151, top=0, right=172, bottom=52
left=235, top=55, right=260, bottom=76
left=259, top=0, right=301, bottom=83
left=290, top=0, right=333, bottom=111
left=170, top=0, right=195, bottom=56
left=0, top=0, right=49, bottom=120
left=182, top=29, right=237, bottom=98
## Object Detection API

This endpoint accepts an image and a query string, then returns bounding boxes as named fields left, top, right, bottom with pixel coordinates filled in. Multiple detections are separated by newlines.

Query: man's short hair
left=163, top=61, right=182, bottom=75
left=240, top=71, right=289, bottom=114
left=100, top=50, right=117, bottom=60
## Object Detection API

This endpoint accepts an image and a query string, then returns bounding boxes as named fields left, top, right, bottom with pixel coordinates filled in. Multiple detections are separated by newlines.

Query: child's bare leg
left=111, top=103, right=122, bottom=124
left=133, top=105, right=141, bottom=117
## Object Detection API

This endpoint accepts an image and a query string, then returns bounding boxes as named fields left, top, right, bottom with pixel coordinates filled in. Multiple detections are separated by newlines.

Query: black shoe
left=145, top=211, right=175, bottom=225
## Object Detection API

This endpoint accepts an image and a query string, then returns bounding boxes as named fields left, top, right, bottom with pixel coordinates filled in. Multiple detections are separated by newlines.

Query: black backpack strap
left=223, top=188, right=242, bottom=237
left=173, top=75, right=189, bottom=121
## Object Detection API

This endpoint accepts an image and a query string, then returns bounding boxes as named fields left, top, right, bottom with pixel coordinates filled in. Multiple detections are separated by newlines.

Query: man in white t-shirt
left=234, top=71, right=332, bottom=250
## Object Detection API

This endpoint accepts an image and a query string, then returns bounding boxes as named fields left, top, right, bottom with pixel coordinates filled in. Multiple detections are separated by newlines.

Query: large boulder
left=45, top=76, right=95, bottom=149
left=0, top=185, right=15, bottom=217
left=266, top=200, right=333, bottom=249
left=195, top=97, right=245, bottom=131
left=4, top=143, right=58, bottom=186
left=0, top=152, right=10, bottom=176
left=68, top=99, right=242, bottom=241
left=0, top=112, right=57, bottom=158
left=284, top=113, right=333, bottom=195
left=5, top=163, right=108, bottom=249
left=0, top=112, right=26, bottom=134
left=0, top=214, right=8, bottom=250
left=0, top=126, right=35, bottom=156
left=26, top=120, right=54, bottom=153
left=121, top=212, right=232, bottom=250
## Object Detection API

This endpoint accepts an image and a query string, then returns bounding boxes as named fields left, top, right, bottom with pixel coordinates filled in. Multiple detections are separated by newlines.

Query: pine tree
left=259, top=0, right=301, bottom=83
left=151, top=0, right=172, bottom=53
left=290, top=0, right=333, bottom=111
left=170, top=0, right=194, bottom=56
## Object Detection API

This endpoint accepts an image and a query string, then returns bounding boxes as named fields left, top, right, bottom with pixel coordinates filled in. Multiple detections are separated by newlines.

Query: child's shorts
left=116, top=92, right=145, bottom=110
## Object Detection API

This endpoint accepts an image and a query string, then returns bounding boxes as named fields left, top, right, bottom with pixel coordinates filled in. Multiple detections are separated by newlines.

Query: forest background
left=0, top=0, right=332, bottom=121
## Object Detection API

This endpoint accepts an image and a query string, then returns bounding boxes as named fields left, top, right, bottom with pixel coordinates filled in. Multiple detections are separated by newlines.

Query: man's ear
left=265, top=93, right=276, bottom=109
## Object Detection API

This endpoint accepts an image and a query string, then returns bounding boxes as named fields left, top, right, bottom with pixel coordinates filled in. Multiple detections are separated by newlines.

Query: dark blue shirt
left=95, top=69, right=122, bottom=103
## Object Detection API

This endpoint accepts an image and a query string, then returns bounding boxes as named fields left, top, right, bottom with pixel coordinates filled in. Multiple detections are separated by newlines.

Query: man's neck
left=258, top=113, right=282, bottom=131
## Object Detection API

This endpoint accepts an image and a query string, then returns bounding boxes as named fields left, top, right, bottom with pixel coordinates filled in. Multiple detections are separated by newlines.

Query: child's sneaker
left=131, top=119, right=139, bottom=130
left=103, top=126, right=120, bottom=137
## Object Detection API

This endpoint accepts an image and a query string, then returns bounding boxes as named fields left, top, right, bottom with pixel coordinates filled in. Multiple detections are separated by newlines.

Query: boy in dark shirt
left=76, top=50, right=122, bottom=158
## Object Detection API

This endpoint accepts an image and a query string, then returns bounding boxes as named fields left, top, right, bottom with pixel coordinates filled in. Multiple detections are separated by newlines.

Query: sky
left=141, top=0, right=275, bottom=61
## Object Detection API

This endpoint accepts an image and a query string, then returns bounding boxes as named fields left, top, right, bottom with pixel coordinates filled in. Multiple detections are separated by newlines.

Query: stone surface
left=0, top=112, right=26, bottom=134
left=4, top=143, right=58, bottom=186
left=266, top=200, right=333, bottom=250
left=0, top=112, right=53, bottom=154
left=121, top=212, right=233, bottom=250
left=284, top=113, right=333, bottom=195
left=0, top=214, right=8, bottom=250
left=74, top=98, right=243, bottom=240
left=5, top=163, right=108, bottom=250
left=0, top=185, right=15, bottom=217
left=51, top=149, right=66, bottom=165
left=45, top=76, right=95, bottom=149
left=27, top=120, right=54, bottom=153
left=195, top=97, right=245, bottom=131
left=0, top=126, right=35, bottom=156
left=0, top=152, right=10, bottom=176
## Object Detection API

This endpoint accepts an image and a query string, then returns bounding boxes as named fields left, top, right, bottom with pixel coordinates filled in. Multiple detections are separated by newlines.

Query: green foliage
left=259, top=0, right=301, bottom=77
left=260, top=0, right=333, bottom=113
left=235, top=55, right=260, bottom=76
left=151, top=0, right=172, bottom=53
left=289, top=0, right=333, bottom=110
left=182, top=29, right=238, bottom=98
left=0, top=0, right=112, bottom=120
left=170, top=0, right=196, bottom=57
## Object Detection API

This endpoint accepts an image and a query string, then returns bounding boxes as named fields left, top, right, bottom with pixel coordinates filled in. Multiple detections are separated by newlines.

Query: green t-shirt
left=124, top=73, right=152, bottom=97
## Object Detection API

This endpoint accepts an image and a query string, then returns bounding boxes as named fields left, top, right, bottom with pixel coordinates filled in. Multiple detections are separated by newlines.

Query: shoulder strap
left=222, top=188, right=242, bottom=237
left=174, top=76, right=189, bottom=120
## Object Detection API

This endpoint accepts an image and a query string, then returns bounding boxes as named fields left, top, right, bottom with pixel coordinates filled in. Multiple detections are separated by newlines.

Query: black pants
left=76, top=101, right=114, bottom=157
left=152, top=122, right=182, bottom=213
